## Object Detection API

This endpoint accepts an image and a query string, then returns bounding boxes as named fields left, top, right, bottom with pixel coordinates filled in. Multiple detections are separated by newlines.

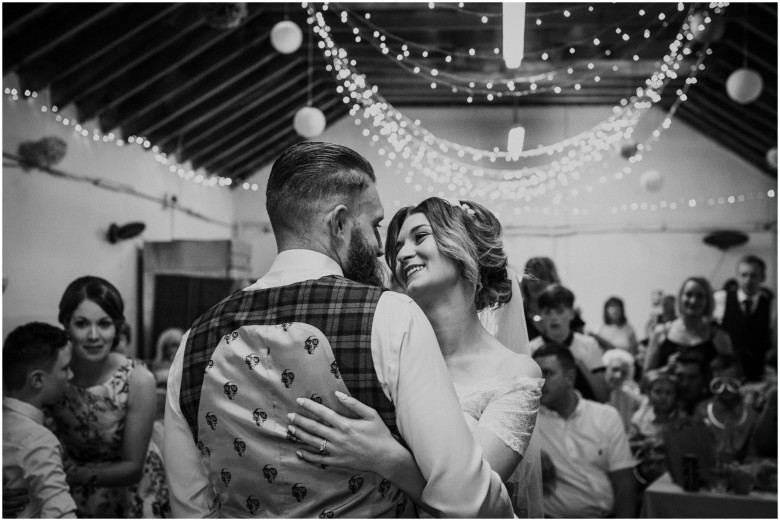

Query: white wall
left=235, top=104, right=777, bottom=338
left=2, top=83, right=236, bottom=353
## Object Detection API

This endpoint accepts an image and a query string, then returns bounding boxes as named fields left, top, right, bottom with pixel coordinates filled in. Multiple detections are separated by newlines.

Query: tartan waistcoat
left=179, top=275, right=410, bottom=518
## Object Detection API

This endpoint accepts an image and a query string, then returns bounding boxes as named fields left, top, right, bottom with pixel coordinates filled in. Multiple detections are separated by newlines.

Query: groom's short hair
left=266, top=142, right=376, bottom=236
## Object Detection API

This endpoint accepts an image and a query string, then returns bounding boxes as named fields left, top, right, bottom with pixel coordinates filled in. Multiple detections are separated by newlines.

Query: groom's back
left=180, top=276, right=412, bottom=517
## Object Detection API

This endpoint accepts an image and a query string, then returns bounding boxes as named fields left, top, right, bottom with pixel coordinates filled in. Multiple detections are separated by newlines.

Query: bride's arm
left=289, top=392, right=430, bottom=511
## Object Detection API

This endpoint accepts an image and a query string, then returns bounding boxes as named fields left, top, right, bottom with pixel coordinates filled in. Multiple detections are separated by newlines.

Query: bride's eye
left=415, top=232, right=429, bottom=243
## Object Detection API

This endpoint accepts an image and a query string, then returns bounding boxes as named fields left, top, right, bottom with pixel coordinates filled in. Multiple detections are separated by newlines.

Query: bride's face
left=392, top=213, right=460, bottom=300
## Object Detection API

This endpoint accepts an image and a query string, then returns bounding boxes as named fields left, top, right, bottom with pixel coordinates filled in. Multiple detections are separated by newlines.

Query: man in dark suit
left=714, top=255, right=776, bottom=382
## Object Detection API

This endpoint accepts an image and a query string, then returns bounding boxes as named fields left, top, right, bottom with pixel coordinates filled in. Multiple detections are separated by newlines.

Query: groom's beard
left=342, top=228, right=386, bottom=288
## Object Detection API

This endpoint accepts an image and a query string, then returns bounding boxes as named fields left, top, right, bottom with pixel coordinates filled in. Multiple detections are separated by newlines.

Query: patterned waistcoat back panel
left=179, top=276, right=411, bottom=517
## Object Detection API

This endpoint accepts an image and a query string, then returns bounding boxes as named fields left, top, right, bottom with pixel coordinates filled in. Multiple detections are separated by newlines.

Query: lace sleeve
left=475, top=377, right=543, bottom=456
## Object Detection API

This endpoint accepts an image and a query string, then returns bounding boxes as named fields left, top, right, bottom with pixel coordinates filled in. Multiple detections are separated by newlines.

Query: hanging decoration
left=639, top=169, right=664, bottom=192
left=271, top=20, right=304, bottom=54
left=308, top=1, right=712, bottom=204
left=620, top=140, right=639, bottom=159
left=16, top=136, right=67, bottom=171
left=725, top=68, right=763, bottom=104
left=294, top=14, right=326, bottom=138
left=766, top=147, right=778, bottom=170
left=293, top=106, right=327, bottom=138
left=502, top=3, right=526, bottom=69
left=200, top=3, right=248, bottom=30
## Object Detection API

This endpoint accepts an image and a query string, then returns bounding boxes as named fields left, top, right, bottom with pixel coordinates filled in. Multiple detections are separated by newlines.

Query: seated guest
left=645, top=276, right=732, bottom=371
left=603, top=349, right=641, bottom=432
left=597, top=296, right=639, bottom=356
left=3, top=322, right=77, bottom=518
left=713, top=255, right=776, bottom=383
left=631, top=370, right=687, bottom=441
left=672, top=351, right=711, bottom=415
left=151, top=327, right=183, bottom=386
left=694, top=355, right=759, bottom=464
left=530, top=284, right=609, bottom=402
left=534, top=345, right=637, bottom=518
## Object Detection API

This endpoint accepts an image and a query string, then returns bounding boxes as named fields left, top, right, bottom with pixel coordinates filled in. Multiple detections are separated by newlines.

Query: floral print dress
left=47, top=358, right=170, bottom=518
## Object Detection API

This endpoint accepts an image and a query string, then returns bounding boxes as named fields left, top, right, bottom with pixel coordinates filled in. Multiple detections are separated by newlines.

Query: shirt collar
left=540, top=391, right=584, bottom=419
left=737, top=289, right=758, bottom=305
left=246, top=249, right=344, bottom=290
left=2, top=397, right=44, bottom=425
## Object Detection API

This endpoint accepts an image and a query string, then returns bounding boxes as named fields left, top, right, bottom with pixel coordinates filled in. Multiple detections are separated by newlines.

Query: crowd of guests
left=523, top=254, right=776, bottom=517
left=1, top=144, right=776, bottom=518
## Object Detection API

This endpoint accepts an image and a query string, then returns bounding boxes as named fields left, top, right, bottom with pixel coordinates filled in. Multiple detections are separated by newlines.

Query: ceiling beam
left=115, top=33, right=272, bottom=136
left=134, top=46, right=279, bottom=139
left=198, top=89, right=334, bottom=172
left=88, top=7, right=268, bottom=122
left=177, top=66, right=310, bottom=162
left=159, top=60, right=306, bottom=151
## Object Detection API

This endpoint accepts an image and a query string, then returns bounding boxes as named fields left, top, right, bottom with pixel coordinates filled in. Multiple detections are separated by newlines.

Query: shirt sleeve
left=579, top=336, right=606, bottom=372
left=371, top=292, right=514, bottom=518
left=20, top=430, right=77, bottom=519
left=602, top=406, right=636, bottom=472
left=163, top=331, right=217, bottom=518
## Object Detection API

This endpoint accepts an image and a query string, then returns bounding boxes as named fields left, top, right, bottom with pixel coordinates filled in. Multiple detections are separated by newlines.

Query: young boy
left=529, top=284, right=610, bottom=402
left=3, top=322, right=77, bottom=518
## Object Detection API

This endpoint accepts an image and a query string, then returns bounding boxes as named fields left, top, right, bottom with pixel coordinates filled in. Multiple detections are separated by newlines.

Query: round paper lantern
left=293, top=106, right=326, bottom=138
left=271, top=21, right=303, bottom=54
left=689, top=12, right=726, bottom=42
left=767, top=147, right=778, bottom=170
left=726, top=68, right=764, bottom=104
left=640, top=169, right=664, bottom=192
left=620, top=140, right=639, bottom=159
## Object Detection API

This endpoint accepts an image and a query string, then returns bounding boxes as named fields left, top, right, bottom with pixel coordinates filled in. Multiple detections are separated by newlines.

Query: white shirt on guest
left=537, top=393, right=635, bottom=518
left=3, top=397, right=77, bottom=519
left=163, top=249, right=513, bottom=518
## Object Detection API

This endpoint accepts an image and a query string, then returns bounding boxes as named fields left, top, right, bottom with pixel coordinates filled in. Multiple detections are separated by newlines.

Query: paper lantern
left=271, top=21, right=303, bottom=54
left=726, top=68, right=763, bottom=104
left=689, top=12, right=726, bottom=42
left=293, top=107, right=326, bottom=138
left=640, top=169, right=664, bottom=192
left=767, top=147, right=778, bottom=170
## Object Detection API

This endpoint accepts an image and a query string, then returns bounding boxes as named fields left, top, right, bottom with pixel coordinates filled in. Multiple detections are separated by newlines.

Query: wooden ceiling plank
left=10, top=4, right=125, bottom=76
left=3, top=4, right=53, bottom=40
left=694, top=80, right=777, bottom=129
left=196, top=88, right=331, bottom=169
left=67, top=17, right=207, bottom=108
left=682, top=93, right=774, bottom=149
left=134, top=45, right=277, bottom=138
left=175, top=64, right=307, bottom=156
left=48, top=4, right=182, bottom=88
left=201, top=89, right=333, bottom=170
left=229, top=104, right=348, bottom=181
left=720, top=40, right=777, bottom=76
left=116, top=32, right=271, bottom=134
left=92, top=7, right=268, bottom=120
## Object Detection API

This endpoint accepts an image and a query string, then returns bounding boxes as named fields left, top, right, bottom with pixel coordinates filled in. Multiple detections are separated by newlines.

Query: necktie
left=742, top=299, right=753, bottom=315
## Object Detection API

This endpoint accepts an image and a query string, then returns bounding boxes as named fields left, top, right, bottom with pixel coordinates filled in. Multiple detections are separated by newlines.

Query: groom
left=163, top=142, right=513, bottom=517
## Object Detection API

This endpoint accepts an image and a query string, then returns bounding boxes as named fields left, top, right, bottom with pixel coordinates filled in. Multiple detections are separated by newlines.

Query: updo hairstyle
left=58, top=275, right=126, bottom=349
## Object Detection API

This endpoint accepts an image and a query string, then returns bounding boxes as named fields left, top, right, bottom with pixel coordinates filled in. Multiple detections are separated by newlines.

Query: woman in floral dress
left=48, top=276, right=169, bottom=517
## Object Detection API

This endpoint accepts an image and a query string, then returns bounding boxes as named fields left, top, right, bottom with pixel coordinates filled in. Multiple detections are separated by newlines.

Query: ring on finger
left=319, top=438, right=328, bottom=454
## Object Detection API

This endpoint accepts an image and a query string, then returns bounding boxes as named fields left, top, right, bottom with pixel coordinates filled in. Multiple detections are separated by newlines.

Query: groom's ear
left=326, top=204, right=350, bottom=243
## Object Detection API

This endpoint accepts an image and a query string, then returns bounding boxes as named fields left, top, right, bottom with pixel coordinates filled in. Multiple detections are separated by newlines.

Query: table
left=643, top=472, right=778, bottom=518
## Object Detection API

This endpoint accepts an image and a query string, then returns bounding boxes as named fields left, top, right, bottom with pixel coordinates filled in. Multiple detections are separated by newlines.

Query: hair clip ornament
left=444, top=198, right=476, bottom=216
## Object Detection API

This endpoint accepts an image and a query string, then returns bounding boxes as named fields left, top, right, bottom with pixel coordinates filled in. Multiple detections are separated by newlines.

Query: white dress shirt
left=3, top=397, right=77, bottom=519
left=164, top=249, right=513, bottom=518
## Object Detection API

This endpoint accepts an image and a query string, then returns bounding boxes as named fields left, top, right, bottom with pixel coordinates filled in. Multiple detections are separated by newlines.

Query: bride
left=288, top=197, right=544, bottom=517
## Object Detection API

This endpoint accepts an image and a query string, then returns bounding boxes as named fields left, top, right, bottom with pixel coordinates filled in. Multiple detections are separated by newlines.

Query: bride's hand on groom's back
left=287, top=391, right=407, bottom=477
